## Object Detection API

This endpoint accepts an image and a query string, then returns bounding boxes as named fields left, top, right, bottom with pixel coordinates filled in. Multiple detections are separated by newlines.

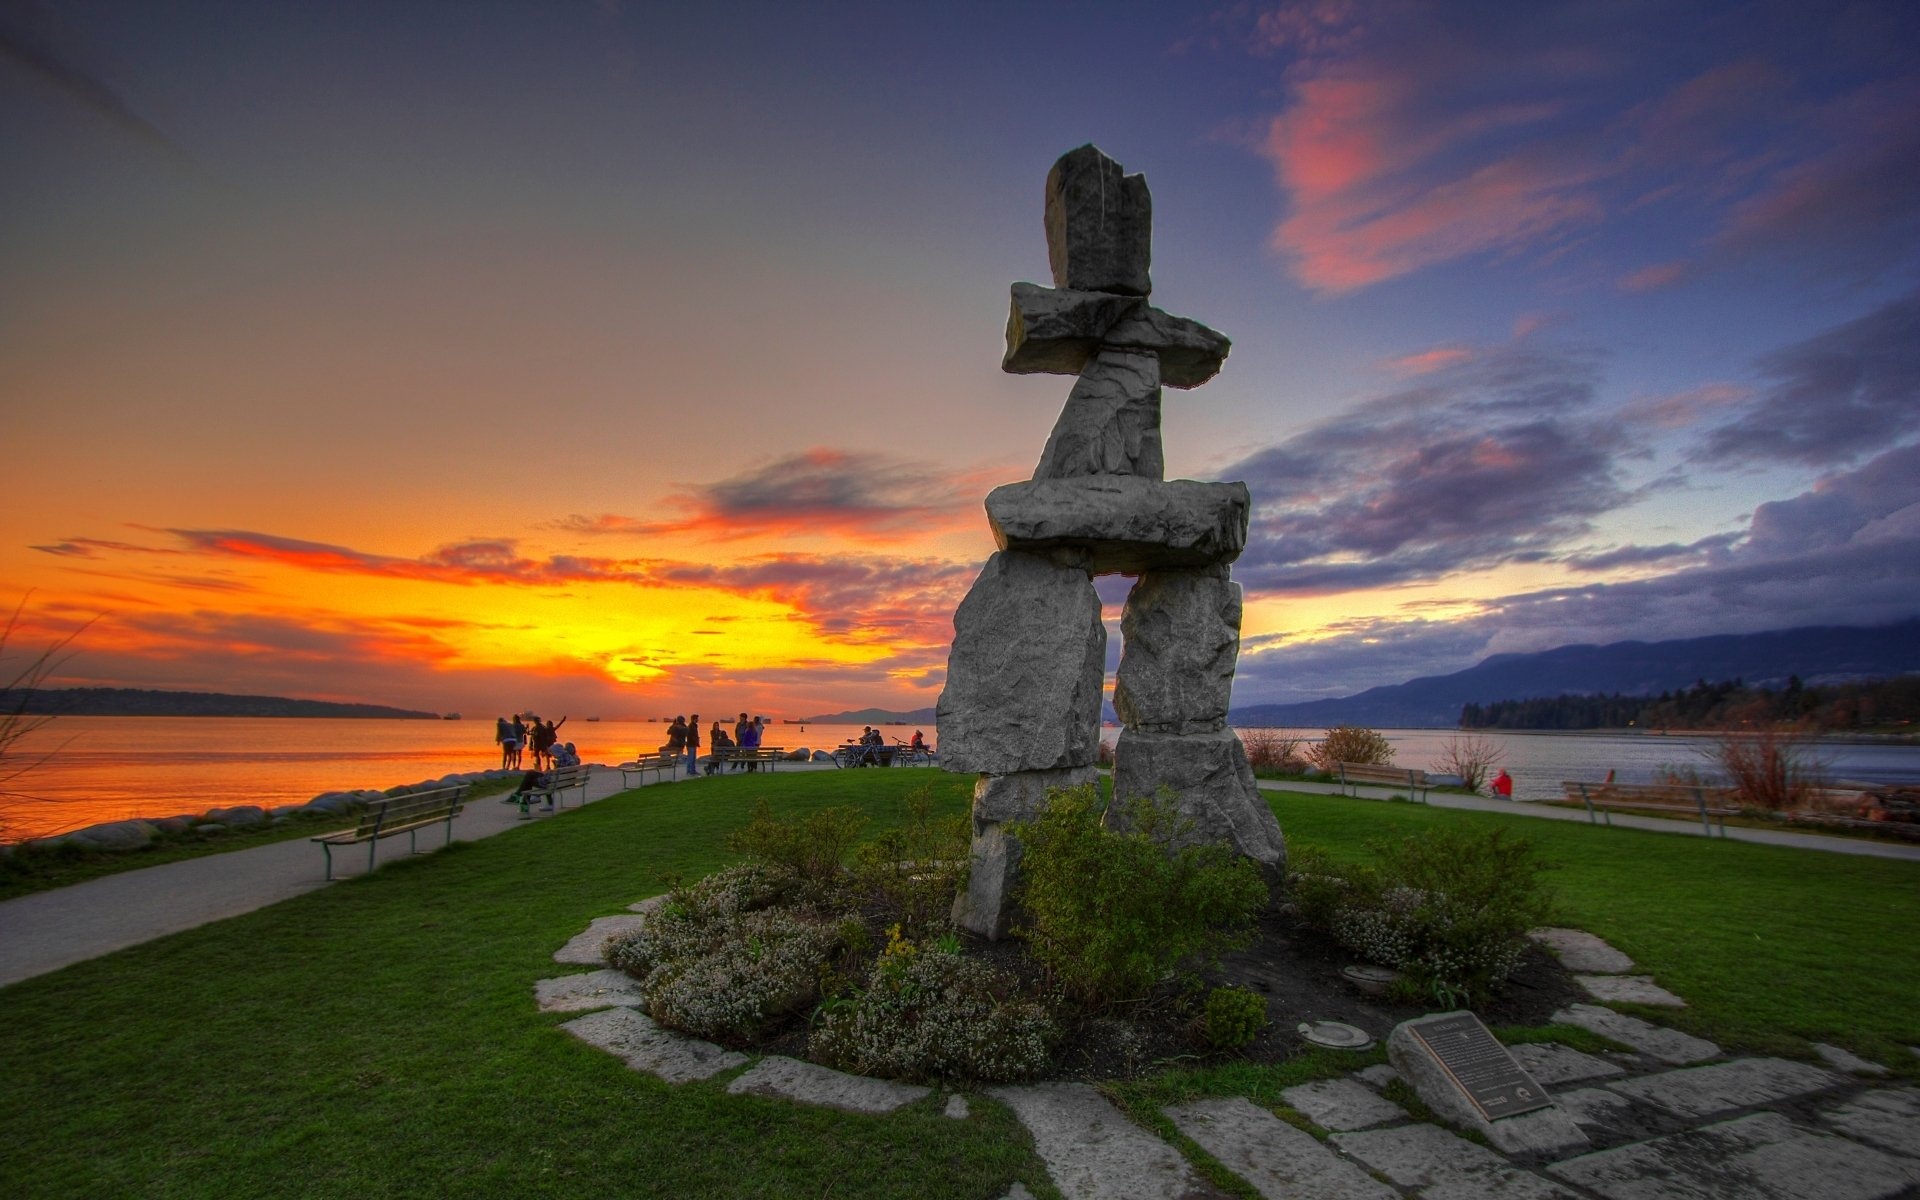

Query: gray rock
left=268, top=804, right=304, bottom=819
left=558, top=1007, right=746, bottom=1083
left=1605, top=1056, right=1846, bottom=1120
left=553, top=914, right=653, bottom=966
left=987, top=1082, right=1204, bottom=1200
left=1549, top=1087, right=1644, bottom=1135
left=534, top=970, right=647, bottom=1013
left=1812, top=1043, right=1892, bottom=1077
left=1109, top=729, right=1286, bottom=877
left=193, top=823, right=228, bottom=836
left=986, top=476, right=1249, bottom=574
left=1387, top=1014, right=1588, bottom=1158
left=936, top=551, right=1105, bottom=775
left=1332, top=1123, right=1583, bottom=1198
left=1033, top=349, right=1163, bottom=479
left=1281, top=1077, right=1407, bottom=1131
left=1001, top=282, right=1143, bottom=376
left=1103, top=304, right=1231, bottom=388
left=1550, top=1004, right=1720, bottom=1065
left=302, top=794, right=360, bottom=816
left=1528, top=928, right=1635, bottom=974
left=1508, top=1042, right=1626, bottom=1087
left=1822, top=1087, right=1920, bottom=1158
left=1548, top=1111, right=1920, bottom=1200
left=203, top=805, right=266, bottom=827
left=1575, top=974, right=1686, bottom=1007
left=727, top=1055, right=930, bottom=1115
left=1356, top=1064, right=1400, bottom=1089
left=972, top=766, right=1099, bottom=825
left=1113, top=567, right=1240, bottom=733
left=1044, top=144, right=1151, bottom=296
left=951, top=821, right=1026, bottom=941
left=1167, top=1095, right=1399, bottom=1199
left=68, top=819, right=159, bottom=852
left=153, top=816, right=193, bottom=835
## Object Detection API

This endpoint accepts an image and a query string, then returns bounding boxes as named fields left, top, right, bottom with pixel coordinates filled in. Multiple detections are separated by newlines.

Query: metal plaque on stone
left=1406, top=1012, right=1552, bottom=1120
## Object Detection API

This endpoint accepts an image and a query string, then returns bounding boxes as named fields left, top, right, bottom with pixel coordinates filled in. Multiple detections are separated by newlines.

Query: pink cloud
left=1380, top=345, right=1473, bottom=375
left=1616, top=261, right=1688, bottom=292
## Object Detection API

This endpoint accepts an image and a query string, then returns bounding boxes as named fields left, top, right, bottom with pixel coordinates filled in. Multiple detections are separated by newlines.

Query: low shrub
left=724, top=799, right=866, bottom=884
left=850, top=786, right=969, bottom=937
left=1288, top=829, right=1555, bottom=1007
left=642, top=906, right=852, bottom=1042
left=1709, top=725, right=1830, bottom=815
left=1238, top=728, right=1305, bottom=772
left=1431, top=734, right=1505, bottom=792
left=1200, top=985, right=1267, bottom=1049
left=1307, top=726, right=1393, bottom=771
left=606, top=861, right=854, bottom=1043
left=1011, top=784, right=1268, bottom=1006
left=810, top=927, right=1055, bottom=1082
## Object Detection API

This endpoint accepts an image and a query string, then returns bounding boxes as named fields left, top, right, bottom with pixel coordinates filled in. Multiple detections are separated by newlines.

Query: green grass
left=2, top=774, right=1916, bottom=1198
left=0, top=780, right=517, bottom=901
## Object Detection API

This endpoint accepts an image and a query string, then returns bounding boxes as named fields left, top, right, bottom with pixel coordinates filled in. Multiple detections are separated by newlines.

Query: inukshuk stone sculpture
left=937, top=144, right=1286, bottom=939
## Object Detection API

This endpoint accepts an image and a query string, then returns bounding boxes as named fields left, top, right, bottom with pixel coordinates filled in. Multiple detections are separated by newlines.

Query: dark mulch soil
left=748, top=903, right=1583, bottom=1084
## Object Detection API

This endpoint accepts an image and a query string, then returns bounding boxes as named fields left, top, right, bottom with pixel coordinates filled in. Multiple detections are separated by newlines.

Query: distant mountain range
left=798, top=706, right=937, bottom=725
left=8, top=688, right=442, bottom=720
left=1227, top=619, right=1920, bottom=730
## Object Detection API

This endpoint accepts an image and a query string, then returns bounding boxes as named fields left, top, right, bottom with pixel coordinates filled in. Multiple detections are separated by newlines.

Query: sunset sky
left=4, top=1, right=1918, bottom=720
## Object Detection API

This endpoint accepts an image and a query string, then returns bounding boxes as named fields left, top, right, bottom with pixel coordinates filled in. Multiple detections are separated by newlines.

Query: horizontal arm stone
left=986, top=476, right=1250, bottom=574
left=1002, top=283, right=1231, bottom=388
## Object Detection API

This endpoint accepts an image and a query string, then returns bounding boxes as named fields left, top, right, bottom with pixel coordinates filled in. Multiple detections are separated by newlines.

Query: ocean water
left=4, top=717, right=1915, bottom=842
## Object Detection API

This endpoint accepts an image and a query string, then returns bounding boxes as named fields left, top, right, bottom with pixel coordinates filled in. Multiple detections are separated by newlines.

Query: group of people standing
left=661, top=712, right=768, bottom=777
left=494, top=713, right=569, bottom=771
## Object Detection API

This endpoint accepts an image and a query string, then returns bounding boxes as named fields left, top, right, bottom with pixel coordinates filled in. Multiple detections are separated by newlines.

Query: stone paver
left=1549, top=1111, right=1920, bottom=1200
left=1550, top=1087, right=1646, bottom=1136
left=946, top=1093, right=971, bottom=1119
left=1530, top=928, right=1635, bottom=973
left=988, top=1081, right=1207, bottom=1199
left=1281, top=1077, right=1407, bottom=1131
left=1551, top=1004, right=1720, bottom=1065
left=534, top=969, right=647, bottom=1012
left=1167, top=1096, right=1397, bottom=1200
left=1605, top=1056, right=1844, bottom=1120
left=1509, top=1042, right=1626, bottom=1087
left=553, top=914, right=650, bottom=965
left=1576, top=974, right=1686, bottom=1007
left=1821, top=1088, right=1920, bottom=1160
left=1331, top=1123, right=1582, bottom=1199
left=727, top=1055, right=930, bottom=1115
left=628, top=894, right=668, bottom=915
left=1356, top=1063, right=1399, bottom=1089
left=1813, top=1043, right=1892, bottom=1077
left=558, top=1006, right=746, bottom=1083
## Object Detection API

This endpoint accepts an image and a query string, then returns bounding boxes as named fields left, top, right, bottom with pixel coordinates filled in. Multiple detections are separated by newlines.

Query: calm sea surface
left=5, top=717, right=1917, bottom=842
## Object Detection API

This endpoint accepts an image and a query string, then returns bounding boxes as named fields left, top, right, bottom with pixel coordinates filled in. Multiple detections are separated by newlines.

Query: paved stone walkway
left=543, top=915, right=1920, bottom=1200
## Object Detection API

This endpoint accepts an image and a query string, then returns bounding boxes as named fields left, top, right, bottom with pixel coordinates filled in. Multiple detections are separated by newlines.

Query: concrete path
left=1260, top=778, right=1920, bottom=861
left=0, top=762, right=835, bottom=988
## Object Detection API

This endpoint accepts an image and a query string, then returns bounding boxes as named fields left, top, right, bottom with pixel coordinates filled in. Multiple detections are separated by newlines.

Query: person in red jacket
left=1492, top=769, right=1514, bottom=800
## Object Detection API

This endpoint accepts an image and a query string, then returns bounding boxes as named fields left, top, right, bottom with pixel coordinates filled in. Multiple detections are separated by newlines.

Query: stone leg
left=934, top=550, right=1105, bottom=776
left=1110, top=728, right=1285, bottom=881
left=1113, top=566, right=1239, bottom=734
left=952, top=766, right=1098, bottom=940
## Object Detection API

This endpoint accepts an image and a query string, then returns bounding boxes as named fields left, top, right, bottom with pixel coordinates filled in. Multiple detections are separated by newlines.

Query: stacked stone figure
left=937, top=145, right=1286, bottom=939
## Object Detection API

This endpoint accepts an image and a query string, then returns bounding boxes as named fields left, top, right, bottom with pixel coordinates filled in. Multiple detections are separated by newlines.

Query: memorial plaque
left=1406, top=1013, right=1552, bottom=1120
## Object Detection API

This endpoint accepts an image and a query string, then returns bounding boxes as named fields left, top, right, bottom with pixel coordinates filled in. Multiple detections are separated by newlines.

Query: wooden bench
left=312, top=784, right=467, bottom=880
left=723, top=747, right=787, bottom=771
left=617, top=755, right=681, bottom=787
left=514, top=764, right=593, bottom=815
left=1562, top=780, right=1737, bottom=837
left=1335, top=761, right=1431, bottom=802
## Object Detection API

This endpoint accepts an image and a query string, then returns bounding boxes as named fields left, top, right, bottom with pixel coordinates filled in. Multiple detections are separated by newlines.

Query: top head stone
left=1045, top=145, right=1152, bottom=296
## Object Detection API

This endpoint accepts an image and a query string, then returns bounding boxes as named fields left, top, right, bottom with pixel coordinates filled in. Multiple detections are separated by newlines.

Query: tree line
left=1459, top=675, right=1920, bottom=732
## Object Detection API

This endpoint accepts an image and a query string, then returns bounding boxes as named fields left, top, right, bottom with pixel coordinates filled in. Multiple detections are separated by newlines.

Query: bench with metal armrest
left=312, top=783, right=468, bottom=880
left=1562, top=780, right=1736, bottom=837
left=1334, top=761, right=1432, bottom=802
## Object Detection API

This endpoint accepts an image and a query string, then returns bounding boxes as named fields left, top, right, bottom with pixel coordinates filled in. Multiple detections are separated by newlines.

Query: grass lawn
left=2, top=773, right=1915, bottom=1199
